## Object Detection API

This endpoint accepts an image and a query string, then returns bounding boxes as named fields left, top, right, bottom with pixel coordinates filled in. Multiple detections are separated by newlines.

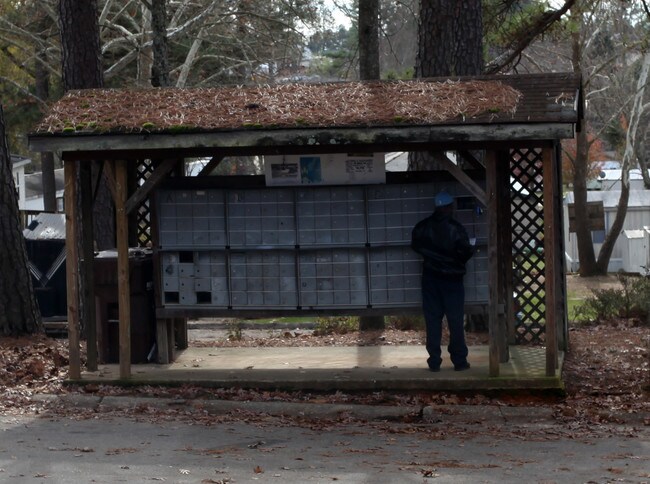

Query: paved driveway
left=1, top=411, right=647, bottom=483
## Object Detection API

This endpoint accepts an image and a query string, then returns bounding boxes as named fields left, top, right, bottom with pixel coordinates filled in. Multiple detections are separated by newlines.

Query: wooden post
left=148, top=188, right=170, bottom=364
left=485, top=150, right=500, bottom=377
left=175, top=318, right=188, bottom=350
left=555, top=144, right=569, bottom=352
left=115, top=160, right=131, bottom=379
left=156, top=319, right=170, bottom=364
left=64, top=160, right=81, bottom=380
left=80, top=163, right=97, bottom=371
left=496, top=152, right=511, bottom=362
left=543, top=146, right=558, bottom=376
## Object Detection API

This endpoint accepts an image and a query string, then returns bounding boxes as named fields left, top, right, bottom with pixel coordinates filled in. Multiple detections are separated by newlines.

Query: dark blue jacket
left=411, top=211, right=474, bottom=280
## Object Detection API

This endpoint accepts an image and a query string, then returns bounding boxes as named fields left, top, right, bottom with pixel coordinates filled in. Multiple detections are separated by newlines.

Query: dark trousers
left=421, top=269, right=468, bottom=369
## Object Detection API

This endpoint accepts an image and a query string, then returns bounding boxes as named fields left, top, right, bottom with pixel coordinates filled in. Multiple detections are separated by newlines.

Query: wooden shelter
left=28, top=73, right=582, bottom=383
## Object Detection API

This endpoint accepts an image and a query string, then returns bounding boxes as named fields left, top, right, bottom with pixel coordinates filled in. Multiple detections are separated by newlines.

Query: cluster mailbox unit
left=155, top=178, right=488, bottom=314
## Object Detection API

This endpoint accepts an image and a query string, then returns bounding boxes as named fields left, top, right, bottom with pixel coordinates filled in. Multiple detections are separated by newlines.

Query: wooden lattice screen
left=510, top=148, right=546, bottom=344
left=135, top=159, right=154, bottom=247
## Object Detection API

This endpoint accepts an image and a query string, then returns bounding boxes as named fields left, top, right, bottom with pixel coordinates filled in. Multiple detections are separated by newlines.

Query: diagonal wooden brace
left=125, top=158, right=180, bottom=214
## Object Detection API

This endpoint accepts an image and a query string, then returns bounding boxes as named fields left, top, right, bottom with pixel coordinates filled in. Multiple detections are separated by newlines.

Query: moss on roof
left=34, top=79, right=523, bottom=135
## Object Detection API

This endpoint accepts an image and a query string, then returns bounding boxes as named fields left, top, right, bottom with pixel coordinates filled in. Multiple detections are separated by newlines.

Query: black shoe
left=428, top=366, right=441, bottom=372
left=454, top=362, right=471, bottom=371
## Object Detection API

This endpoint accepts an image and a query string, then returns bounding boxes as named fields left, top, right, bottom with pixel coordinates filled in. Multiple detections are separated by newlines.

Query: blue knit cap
left=435, top=191, right=453, bottom=207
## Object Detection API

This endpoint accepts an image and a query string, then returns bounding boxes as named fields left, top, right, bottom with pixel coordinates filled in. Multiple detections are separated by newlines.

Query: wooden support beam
left=125, top=158, right=179, bottom=214
left=555, top=144, right=569, bottom=352
left=458, top=150, right=485, bottom=170
left=79, top=163, right=97, bottom=371
left=496, top=152, right=511, bottom=362
left=433, top=152, right=487, bottom=206
left=543, top=147, right=559, bottom=376
left=485, top=150, right=500, bottom=377
left=198, top=155, right=224, bottom=176
left=156, top=319, right=170, bottom=364
left=167, top=319, right=175, bottom=360
left=115, top=160, right=132, bottom=379
left=64, top=160, right=81, bottom=380
left=174, top=318, right=188, bottom=350
left=30, top=123, right=577, bottom=155
left=103, top=160, right=117, bottom=201
left=501, top=154, right=517, bottom=346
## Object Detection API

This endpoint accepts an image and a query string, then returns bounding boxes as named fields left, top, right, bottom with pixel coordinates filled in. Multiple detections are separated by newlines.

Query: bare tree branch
left=0, top=76, right=48, bottom=107
left=486, top=0, right=578, bottom=74
left=641, top=0, right=650, bottom=20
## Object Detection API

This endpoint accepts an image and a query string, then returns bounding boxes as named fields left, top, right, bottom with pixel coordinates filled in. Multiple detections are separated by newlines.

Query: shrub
left=578, top=273, right=650, bottom=324
left=581, top=288, right=625, bottom=321
left=629, top=276, right=650, bottom=323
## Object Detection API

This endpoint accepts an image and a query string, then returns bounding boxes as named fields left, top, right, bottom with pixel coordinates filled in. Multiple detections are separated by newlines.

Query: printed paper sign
left=265, top=153, right=385, bottom=186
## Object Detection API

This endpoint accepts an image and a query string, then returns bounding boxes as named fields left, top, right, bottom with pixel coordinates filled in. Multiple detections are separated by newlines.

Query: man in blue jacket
left=411, top=191, right=475, bottom=372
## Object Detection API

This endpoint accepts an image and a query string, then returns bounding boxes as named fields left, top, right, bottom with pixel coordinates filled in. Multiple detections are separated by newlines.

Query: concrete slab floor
left=79, top=345, right=565, bottom=392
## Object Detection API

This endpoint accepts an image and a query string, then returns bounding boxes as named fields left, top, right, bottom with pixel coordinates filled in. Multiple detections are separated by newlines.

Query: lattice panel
left=511, top=148, right=545, bottom=344
left=136, top=159, right=154, bottom=247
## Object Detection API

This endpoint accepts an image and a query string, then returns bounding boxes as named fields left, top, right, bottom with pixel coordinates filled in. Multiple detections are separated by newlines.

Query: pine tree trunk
left=410, top=0, right=483, bottom=170
left=358, top=0, right=380, bottom=80
left=151, top=0, right=171, bottom=87
left=415, top=0, right=483, bottom=78
left=59, top=0, right=103, bottom=90
left=59, top=0, right=114, bottom=250
left=0, top=106, right=42, bottom=335
left=35, top=49, right=57, bottom=212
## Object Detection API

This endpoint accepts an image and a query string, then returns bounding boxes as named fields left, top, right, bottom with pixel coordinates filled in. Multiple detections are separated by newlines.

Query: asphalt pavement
left=1, top=394, right=648, bottom=483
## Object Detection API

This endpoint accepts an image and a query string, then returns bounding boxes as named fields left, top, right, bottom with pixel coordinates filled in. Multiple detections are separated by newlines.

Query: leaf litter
left=0, top=319, right=647, bottom=442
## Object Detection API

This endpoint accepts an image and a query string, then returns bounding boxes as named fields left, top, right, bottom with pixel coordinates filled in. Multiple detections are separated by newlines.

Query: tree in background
left=564, top=0, right=650, bottom=275
left=307, top=0, right=416, bottom=81
left=307, top=25, right=357, bottom=80
left=561, top=132, right=606, bottom=184
left=415, top=0, right=483, bottom=77
left=358, top=0, right=379, bottom=80
left=484, top=0, right=577, bottom=73
left=151, top=0, right=171, bottom=87
left=408, top=0, right=483, bottom=171
left=59, top=0, right=103, bottom=90
left=0, top=105, right=42, bottom=335
left=59, top=0, right=115, bottom=251
left=595, top=48, right=650, bottom=273
left=0, top=1, right=60, bottom=155
left=380, top=0, right=416, bottom=79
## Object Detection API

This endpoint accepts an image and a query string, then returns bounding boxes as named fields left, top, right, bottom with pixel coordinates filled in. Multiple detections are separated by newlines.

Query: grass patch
left=314, top=316, right=359, bottom=335
left=566, top=288, right=593, bottom=323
